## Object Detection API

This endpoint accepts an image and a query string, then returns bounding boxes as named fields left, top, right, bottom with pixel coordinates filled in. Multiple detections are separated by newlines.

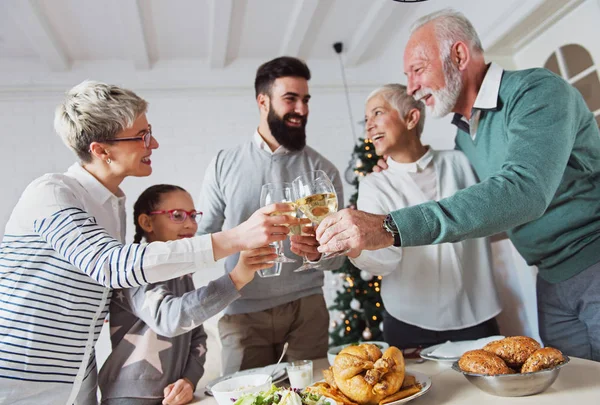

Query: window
left=545, top=44, right=600, bottom=128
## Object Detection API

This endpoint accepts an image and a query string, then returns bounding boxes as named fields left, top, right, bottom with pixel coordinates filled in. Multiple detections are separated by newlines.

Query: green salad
left=233, top=385, right=328, bottom=405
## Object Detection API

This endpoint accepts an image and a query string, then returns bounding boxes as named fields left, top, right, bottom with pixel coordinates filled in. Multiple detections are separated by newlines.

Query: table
left=190, top=357, right=600, bottom=405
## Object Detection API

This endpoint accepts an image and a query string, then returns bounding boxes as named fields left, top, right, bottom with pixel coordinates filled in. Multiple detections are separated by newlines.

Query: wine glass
left=260, top=182, right=297, bottom=264
left=292, top=170, right=347, bottom=261
left=290, top=209, right=315, bottom=272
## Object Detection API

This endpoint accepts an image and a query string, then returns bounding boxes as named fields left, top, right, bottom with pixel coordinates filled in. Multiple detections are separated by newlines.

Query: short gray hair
left=410, top=8, right=484, bottom=58
left=54, top=80, right=148, bottom=163
left=366, top=84, right=426, bottom=138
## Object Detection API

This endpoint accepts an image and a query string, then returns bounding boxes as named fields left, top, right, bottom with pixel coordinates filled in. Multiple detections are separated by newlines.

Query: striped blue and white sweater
left=0, top=163, right=217, bottom=405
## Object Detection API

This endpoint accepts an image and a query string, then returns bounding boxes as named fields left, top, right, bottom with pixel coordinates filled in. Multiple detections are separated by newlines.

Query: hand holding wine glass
left=289, top=211, right=320, bottom=271
left=292, top=170, right=347, bottom=265
left=260, top=182, right=298, bottom=264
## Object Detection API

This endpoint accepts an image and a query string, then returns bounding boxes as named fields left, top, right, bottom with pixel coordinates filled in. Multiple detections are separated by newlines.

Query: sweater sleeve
left=351, top=177, right=402, bottom=276
left=394, top=74, right=578, bottom=246
left=196, top=154, right=226, bottom=235
left=119, top=275, right=239, bottom=338
left=30, top=180, right=216, bottom=288
left=181, top=325, right=208, bottom=389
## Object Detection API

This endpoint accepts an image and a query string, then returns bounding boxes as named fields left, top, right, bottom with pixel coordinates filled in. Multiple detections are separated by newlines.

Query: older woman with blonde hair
left=0, top=80, right=297, bottom=404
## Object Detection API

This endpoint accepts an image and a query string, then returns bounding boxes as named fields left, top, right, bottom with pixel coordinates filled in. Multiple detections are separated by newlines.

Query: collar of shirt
left=386, top=147, right=434, bottom=174
left=67, top=162, right=125, bottom=205
left=451, top=62, right=504, bottom=140
left=253, top=129, right=289, bottom=155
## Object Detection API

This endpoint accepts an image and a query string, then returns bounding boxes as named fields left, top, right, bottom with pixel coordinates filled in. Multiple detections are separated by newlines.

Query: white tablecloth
left=190, top=356, right=600, bottom=405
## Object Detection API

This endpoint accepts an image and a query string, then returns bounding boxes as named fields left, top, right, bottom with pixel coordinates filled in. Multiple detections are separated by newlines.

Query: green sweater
left=393, top=68, right=600, bottom=283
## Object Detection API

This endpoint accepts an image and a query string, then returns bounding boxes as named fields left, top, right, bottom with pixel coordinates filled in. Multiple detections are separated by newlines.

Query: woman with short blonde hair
left=0, top=80, right=297, bottom=404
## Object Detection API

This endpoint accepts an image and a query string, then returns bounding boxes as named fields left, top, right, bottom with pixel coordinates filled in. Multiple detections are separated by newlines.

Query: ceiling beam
left=4, top=0, right=70, bottom=71
left=120, top=0, right=151, bottom=70
left=343, top=0, right=391, bottom=67
left=208, top=0, right=233, bottom=68
left=279, top=0, right=320, bottom=56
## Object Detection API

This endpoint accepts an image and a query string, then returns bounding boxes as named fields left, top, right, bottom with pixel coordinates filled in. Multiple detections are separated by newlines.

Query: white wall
left=514, top=0, right=600, bottom=68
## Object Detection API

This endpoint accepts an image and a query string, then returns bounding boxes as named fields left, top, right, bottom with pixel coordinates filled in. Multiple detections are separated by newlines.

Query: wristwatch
left=382, top=214, right=401, bottom=247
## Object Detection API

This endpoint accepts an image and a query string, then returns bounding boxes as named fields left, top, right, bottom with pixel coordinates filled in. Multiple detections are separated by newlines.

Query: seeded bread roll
left=458, top=349, right=512, bottom=375
left=483, top=336, right=541, bottom=368
left=521, top=347, right=565, bottom=373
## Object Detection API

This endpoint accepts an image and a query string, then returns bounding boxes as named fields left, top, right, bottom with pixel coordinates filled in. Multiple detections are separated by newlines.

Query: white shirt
left=253, top=129, right=289, bottom=155
left=453, top=62, right=504, bottom=140
left=351, top=149, right=501, bottom=331
left=0, top=163, right=216, bottom=404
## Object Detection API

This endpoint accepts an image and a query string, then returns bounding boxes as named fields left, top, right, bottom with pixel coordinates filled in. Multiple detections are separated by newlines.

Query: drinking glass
left=290, top=210, right=314, bottom=272
left=292, top=170, right=347, bottom=260
left=286, top=360, right=313, bottom=389
left=260, top=182, right=297, bottom=264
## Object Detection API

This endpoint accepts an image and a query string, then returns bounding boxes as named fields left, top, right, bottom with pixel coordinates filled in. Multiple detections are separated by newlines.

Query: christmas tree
left=329, top=138, right=386, bottom=346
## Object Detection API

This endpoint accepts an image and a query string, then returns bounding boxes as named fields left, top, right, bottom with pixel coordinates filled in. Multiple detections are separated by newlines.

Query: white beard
left=415, top=56, right=463, bottom=118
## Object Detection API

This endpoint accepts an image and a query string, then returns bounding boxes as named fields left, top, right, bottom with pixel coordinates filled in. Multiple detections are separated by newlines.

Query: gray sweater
left=197, top=140, right=344, bottom=315
left=98, top=274, right=239, bottom=402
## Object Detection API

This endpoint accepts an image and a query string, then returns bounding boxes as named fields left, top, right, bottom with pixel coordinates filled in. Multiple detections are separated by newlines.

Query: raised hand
left=212, top=203, right=308, bottom=260
left=315, top=209, right=393, bottom=257
left=290, top=225, right=321, bottom=262
left=229, top=246, right=278, bottom=289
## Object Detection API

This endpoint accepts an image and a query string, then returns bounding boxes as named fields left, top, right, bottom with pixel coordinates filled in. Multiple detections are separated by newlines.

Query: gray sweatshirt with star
left=98, top=274, right=239, bottom=402
left=197, top=141, right=345, bottom=315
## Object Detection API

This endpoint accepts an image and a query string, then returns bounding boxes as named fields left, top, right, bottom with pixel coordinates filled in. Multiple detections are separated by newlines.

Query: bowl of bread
left=309, top=343, right=430, bottom=405
left=452, top=336, right=569, bottom=397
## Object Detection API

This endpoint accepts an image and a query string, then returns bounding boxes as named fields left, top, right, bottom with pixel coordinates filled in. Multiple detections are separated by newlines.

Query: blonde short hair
left=54, top=80, right=148, bottom=162
left=366, top=84, right=426, bottom=138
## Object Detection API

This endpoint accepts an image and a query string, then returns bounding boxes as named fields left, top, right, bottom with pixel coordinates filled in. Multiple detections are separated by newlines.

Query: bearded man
left=316, top=9, right=600, bottom=361
left=197, top=56, right=344, bottom=374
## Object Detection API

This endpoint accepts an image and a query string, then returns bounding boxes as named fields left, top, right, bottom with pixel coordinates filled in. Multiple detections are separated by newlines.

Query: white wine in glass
left=296, top=192, right=338, bottom=224
left=292, top=170, right=342, bottom=270
left=260, top=182, right=297, bottom=266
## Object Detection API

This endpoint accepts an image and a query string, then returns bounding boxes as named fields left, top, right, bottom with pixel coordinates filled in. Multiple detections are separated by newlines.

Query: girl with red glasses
left=99, top=185, right=276, bottom=405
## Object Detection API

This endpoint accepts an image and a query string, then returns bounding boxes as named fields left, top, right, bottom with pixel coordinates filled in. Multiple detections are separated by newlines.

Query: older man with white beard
left=316, top=8, right=600, bottom=361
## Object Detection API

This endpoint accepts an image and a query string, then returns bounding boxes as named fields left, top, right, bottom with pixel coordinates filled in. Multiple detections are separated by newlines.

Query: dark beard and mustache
left=267, top=106, right=307, bottom=152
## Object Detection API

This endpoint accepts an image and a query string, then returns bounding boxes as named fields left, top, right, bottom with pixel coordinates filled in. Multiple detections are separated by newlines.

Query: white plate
left=385, top=370, right=432, bottom=404
left=315, top=370, right=431, bottom=405
left=205, top=362, right=290, bottom=395
left=419, top=343, right=460, bottom=362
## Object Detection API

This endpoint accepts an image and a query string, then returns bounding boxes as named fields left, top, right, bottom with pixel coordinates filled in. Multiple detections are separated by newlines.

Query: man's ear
left=138, top=213, right=153, bottom=233
left=257, top=93, right=270, bottom=113
left=452, top=41, right=470, bottom=71
left=405, top=108, right=421, bottom=131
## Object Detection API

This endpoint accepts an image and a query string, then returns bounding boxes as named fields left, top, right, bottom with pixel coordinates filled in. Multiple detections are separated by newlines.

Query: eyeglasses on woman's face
left=112, top=125, right=153, bottom=148
left=149, top=209, right=202, bottom=223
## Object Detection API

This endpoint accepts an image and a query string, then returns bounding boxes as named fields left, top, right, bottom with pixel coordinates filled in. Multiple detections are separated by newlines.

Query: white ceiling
left=0, top=0, right=579, bottom=90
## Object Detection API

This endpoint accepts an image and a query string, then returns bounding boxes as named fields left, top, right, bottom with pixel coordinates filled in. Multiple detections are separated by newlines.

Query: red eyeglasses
left=111, top=125, right=153, bottom=148
left=149, top=209, right=202, bottom=223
